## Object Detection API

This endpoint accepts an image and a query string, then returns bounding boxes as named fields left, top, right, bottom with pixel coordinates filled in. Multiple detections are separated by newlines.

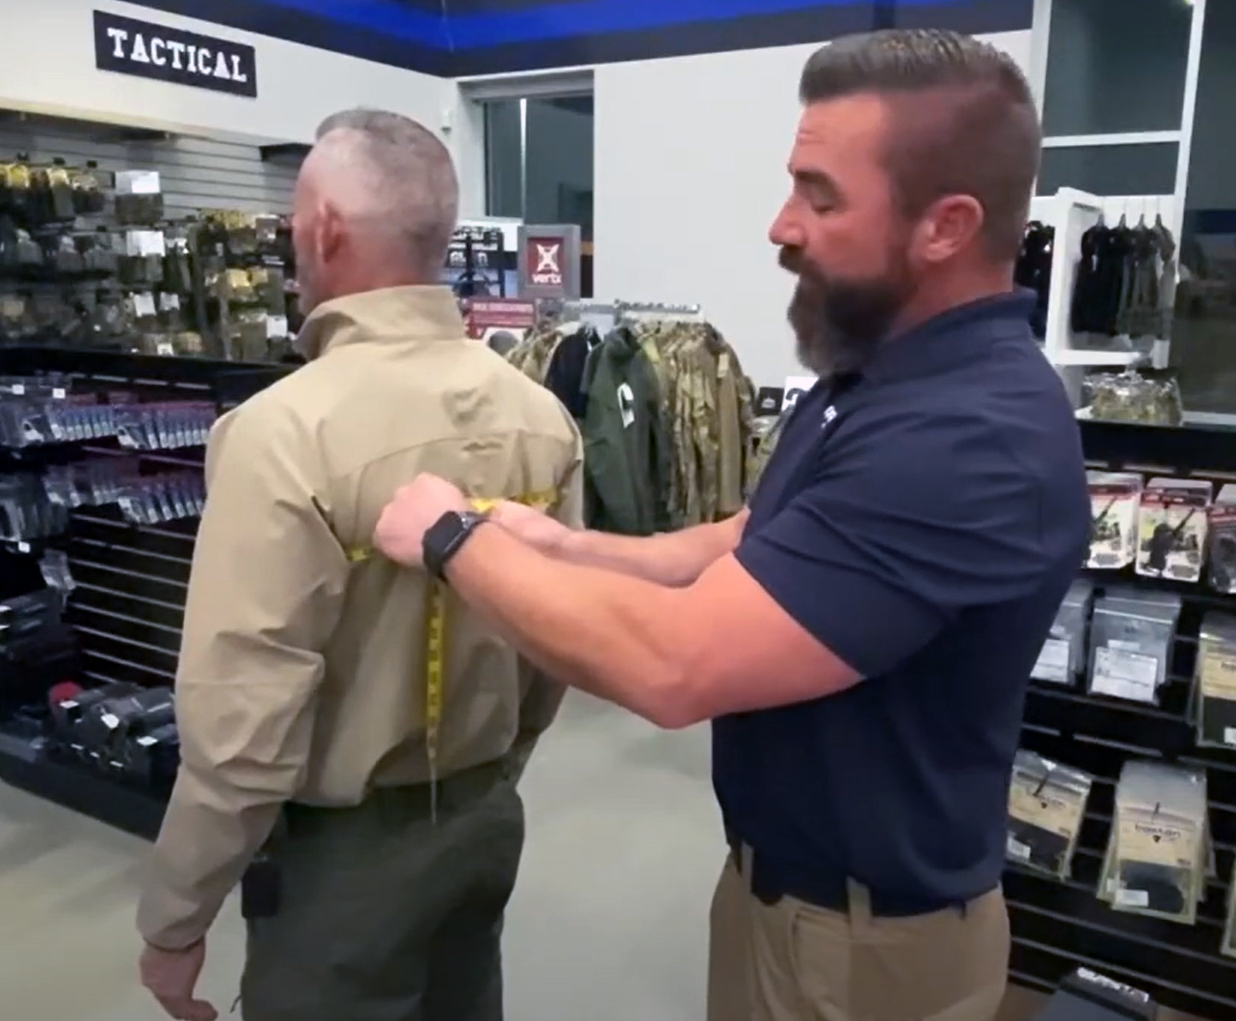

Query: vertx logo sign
left=528, top=239, right=563, bottom=287
left=93, top=11, right=258, bottom=99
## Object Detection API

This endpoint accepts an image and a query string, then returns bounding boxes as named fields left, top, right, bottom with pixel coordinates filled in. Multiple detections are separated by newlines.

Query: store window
left=483, top=95, right=594, bottom=241
left=1040, top=0, right=1192, bottom=137
left=1176, top=0, right=1236, bottom=415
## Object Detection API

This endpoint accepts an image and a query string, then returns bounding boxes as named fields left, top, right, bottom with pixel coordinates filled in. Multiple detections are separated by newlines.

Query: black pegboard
left=1003, top=419, right=1236, bottom=1020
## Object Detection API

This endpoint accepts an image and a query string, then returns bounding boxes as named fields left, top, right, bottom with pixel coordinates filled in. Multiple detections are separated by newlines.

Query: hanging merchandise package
left=1224, top=860, right=1236, bottom=959
left=1087, top=472, right=1143, bottom=570
left=1032, top=579, right=1094, bottom=685
left=1088, top=587, right=1181, bottom=705
left=1136, top=477, right=1212, bottom=583
left=1108, top=760, right=1207, bottom=925
left=1207, top=485, right=1236, bottom=593
left=1005, top=749, right=1092, bottom=879
left=1196, top=611, right=1236, bottom=750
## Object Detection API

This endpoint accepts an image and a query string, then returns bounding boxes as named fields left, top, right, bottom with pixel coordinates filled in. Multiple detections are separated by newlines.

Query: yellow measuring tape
left=348, top=487, right=559, bottom=822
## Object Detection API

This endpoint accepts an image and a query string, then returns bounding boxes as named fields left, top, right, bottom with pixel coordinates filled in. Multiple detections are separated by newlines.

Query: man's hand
left=374, top=474, right=468, bottom=567
left=490, top=500, right=572, bottom=555
left=140, top=940, right=216, bottom=1021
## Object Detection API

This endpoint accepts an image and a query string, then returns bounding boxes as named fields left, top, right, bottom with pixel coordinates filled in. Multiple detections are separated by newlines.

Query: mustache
left=779, top=246, right=806, bottom=275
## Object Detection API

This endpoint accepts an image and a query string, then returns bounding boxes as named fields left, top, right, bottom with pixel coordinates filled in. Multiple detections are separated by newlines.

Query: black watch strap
left=423, top=510, right=487, bottom=580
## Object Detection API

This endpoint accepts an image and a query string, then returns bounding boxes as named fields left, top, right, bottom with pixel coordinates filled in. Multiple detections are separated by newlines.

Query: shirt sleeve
left=734, top=419, right=1047, bottom=678
left=137, top=400, right=348, bottom=950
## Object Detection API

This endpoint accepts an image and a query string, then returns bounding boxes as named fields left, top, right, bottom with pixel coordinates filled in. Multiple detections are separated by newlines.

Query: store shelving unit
left=1005, top=417, right=1236, bottom=1021
left=0, top=346, right=287, bottom=836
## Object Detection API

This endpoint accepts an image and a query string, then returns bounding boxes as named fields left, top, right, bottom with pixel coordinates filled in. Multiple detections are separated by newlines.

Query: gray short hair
left=799, top=29, right=1041, bottom=261
left=313, top=108, right=459, bottom=272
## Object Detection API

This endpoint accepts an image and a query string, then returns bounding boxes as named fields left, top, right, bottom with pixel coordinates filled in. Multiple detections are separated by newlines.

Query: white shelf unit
left=1030, top=187, right=1178, bottom=400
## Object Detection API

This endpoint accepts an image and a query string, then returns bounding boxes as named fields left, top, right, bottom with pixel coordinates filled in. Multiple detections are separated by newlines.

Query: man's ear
left=913, top=195, right=985, bottom=266
left=316, top=201, right=345, bottom=266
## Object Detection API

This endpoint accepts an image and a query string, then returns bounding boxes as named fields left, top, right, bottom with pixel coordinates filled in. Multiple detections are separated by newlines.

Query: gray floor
left=0, top=692, right=725, bottom=1021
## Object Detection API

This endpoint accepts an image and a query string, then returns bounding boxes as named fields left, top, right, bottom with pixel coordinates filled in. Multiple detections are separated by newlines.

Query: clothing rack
left=613, top=300, right=704, bottom=323
left=1030, top=188, right=1179, bottom=406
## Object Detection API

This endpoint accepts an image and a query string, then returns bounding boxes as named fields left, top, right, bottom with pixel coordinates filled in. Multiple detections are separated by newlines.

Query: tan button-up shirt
left=137, top=286, right=583, bottom=949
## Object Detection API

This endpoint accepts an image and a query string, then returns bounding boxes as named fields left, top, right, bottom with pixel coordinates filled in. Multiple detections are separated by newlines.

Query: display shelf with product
left=1006, top=418, right=1236, bottom=1021
left=0, top=346, right=287, bottom=836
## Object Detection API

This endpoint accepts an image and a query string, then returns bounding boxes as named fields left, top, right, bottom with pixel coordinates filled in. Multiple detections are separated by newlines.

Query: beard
left=780, top=246, right=913, bottom=378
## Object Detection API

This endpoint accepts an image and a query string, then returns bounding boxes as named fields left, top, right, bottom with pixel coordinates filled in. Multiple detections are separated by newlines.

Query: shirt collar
left=295, top=285, right=466, bottom=360
left=858, top=290, right=1037, bottom=385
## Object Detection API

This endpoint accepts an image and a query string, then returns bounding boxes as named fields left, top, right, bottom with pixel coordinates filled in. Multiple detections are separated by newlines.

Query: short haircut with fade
left=799, top=29, right=1042, bottom=261
left=314, top=108, right=459, bottom=274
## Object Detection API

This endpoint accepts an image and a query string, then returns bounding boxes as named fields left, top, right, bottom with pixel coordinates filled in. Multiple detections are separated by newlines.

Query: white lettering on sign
left=94, top=11, right=257, bottom=97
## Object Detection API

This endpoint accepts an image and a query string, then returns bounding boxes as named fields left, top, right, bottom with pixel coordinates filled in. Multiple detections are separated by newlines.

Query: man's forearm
left=552, top=513, right=746, bottom=587
left=447, top=524, right=698, bottom=727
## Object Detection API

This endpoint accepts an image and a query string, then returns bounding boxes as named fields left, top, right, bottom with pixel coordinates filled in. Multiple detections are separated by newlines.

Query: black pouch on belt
left=241, top=855, right=282, bottom=919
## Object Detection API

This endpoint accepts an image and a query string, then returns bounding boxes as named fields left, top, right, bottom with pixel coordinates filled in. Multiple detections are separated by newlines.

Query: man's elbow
left=634, top=662, right=711, bottom=730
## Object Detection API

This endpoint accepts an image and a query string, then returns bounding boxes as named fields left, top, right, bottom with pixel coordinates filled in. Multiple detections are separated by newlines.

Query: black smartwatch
left=423, top=510, right=488, bottom=580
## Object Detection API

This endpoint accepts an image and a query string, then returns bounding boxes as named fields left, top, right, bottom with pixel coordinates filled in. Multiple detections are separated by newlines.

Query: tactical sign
left=94, top=11, right=258, bottom=98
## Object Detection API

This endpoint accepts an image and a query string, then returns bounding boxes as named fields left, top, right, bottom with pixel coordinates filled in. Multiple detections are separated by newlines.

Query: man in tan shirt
left=136, top=109, right=581, bottom=1021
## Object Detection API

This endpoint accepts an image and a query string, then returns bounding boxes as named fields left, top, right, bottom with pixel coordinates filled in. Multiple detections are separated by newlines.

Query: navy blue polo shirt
left=718, top=292, right=1089, bottom=910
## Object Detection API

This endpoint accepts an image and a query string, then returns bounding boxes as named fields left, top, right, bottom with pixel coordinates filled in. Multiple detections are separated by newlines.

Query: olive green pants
left=241, top=763, right=524, bottom=1021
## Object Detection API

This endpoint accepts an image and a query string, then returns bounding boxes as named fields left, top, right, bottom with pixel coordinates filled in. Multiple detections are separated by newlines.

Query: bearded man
left=372, top=28, right=1090, bottom=1021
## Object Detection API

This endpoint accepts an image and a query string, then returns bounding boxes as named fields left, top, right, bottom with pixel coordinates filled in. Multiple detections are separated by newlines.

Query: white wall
left=0, top=0, right=449, bottom=146
left=592, top=31, right=1034, bottom=387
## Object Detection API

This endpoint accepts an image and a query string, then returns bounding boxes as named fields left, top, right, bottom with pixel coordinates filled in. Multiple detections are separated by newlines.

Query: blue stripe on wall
left=130, top=0, right=1032, bottom=75
left=210, top=0, right=983, bottom=50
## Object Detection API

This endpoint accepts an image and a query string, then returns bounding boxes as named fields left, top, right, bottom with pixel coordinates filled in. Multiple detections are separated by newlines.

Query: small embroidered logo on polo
left=822, top=405, right=838, bottom=430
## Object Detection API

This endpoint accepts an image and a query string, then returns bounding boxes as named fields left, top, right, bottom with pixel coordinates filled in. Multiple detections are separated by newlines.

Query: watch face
left=424, top=510, right=484, bottom=578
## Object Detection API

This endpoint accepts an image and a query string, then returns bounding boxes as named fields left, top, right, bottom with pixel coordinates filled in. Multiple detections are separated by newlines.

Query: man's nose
left=769, top=205, right=806, bottom=249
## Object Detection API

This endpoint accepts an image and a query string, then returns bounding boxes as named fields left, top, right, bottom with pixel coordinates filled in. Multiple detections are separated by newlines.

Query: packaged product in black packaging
left=1087, top=472, right=1143, bottom=569
left=1088, top=588, right=1182, bottom=704
left=1224, top=860, right=1236, bottom=959
left=1103, top=761, right=1207, bottom=925
left=1207, top=485, right=1236, bottom=594
left=1006, top=749, right=1092, bottom=879
left=1136, top=477, right=1212, bottom=583
left=1196, top=611, right=1236, bottom=750
left=1032, top=579, right=1094, bottom=685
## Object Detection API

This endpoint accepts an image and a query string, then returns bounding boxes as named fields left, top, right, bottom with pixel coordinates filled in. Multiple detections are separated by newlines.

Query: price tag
left=1006, top=836, right=1032, bottom=862
left=11, top=384, right=24, bottom=396
left=781, top=375, right=817, bottom=412
left=159, top=292, right=182, bottom=311
left=52, top=388, right=66, bottom=400
left=266, top=315, right=289, bottom=339
left=133, top=292, right=158, bottom=317
left=1225, top=727, right=1236, bottom=747
left=1092, top=646, right=1159, bottom=703
left=117, top=169, right=161, bottom=195
left=16, top=541, right=30, bottom=554
left=1032, top=638, right=1071, bottom=684
left=1115, top=888, right=1150, bottom=908
left=156, top=341, right=175, bottom=357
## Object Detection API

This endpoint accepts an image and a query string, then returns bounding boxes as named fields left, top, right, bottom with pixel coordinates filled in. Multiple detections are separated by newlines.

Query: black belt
left=285, top=758, right=509, bottom=834
left=726, top=830, right=971, bottom=919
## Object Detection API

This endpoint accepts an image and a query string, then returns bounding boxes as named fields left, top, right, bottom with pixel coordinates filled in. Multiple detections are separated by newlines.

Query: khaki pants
left=241, top=763, right=523, bottom=1021
left=707, top=854, right=1009, bottom=1021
